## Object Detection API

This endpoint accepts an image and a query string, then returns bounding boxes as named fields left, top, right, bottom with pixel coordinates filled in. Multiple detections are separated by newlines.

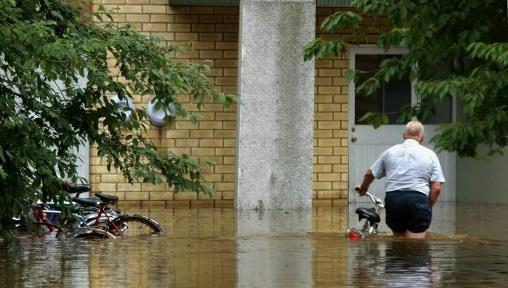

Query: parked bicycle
left=11, top=184, right=165, bottom=239
left=348, top=188, right=384, bottom=239
left=11, top=198, right=113, bottom=239
left=64, top=184, right=165, bottom=238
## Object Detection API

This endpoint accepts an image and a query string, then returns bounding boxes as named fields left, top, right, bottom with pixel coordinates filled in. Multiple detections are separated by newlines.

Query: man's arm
left=356, top=169, right=375, bottom=196
left=429, top=181, right=441, bottom=207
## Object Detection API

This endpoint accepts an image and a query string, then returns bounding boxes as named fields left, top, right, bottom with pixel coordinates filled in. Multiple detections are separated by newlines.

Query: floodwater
left=1, top=203, right=508, bottom=287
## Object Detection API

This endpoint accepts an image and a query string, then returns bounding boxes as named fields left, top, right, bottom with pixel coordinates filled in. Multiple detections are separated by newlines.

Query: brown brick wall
left=90, top=2, right=238, bottom=208
left=312, top=7, right=351, bottom=206
left=90, top=3, right=367, bottom=207
left=312, top=8, right=380, bottom=206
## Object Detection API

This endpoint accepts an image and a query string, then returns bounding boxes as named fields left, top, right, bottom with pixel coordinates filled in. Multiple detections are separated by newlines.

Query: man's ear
left=419, top=135, right=425, bottom=143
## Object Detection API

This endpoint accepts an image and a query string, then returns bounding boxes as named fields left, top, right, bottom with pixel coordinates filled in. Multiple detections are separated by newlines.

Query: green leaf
left=344, top=69, right=357, bottom=83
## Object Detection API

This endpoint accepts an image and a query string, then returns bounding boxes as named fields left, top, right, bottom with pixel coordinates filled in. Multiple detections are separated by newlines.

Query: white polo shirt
left=370, top=139, right=445, bottom=196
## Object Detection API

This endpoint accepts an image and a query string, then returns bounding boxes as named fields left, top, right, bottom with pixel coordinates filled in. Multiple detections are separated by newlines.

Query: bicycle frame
left=84, top=202, right=123, bottom=232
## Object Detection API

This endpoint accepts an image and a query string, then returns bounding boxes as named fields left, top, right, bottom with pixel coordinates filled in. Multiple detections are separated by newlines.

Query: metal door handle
left=351, top=137, right=357, bottom=143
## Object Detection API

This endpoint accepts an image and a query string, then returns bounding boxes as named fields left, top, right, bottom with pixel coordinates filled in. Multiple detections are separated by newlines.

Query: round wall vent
left=147, top=99, right=176, bottom=126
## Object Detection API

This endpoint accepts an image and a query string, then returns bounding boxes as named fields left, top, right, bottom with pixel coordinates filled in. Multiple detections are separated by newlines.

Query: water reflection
left=348, top=240, right=449, bottom=287
left=0, top=205, right=508, bottom=287
left=0, top=239, right=93, bottom=287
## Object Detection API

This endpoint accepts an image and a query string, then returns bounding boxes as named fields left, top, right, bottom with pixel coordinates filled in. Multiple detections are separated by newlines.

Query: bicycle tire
left=107, top=214, right=164, bottom=237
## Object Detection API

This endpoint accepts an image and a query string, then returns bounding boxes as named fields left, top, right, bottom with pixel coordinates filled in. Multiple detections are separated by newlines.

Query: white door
left=348, top=46, right=456, bottom=203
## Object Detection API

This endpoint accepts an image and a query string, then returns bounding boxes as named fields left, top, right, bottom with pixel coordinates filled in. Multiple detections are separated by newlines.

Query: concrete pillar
left=236, top=0, right=315, bottom=209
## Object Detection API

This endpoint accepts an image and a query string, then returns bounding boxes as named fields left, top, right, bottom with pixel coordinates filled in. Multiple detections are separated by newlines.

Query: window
left=355, top=54, right=452, bottom=125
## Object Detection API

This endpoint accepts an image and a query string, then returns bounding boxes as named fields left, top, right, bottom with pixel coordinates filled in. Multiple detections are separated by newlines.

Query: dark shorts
left=385, top=190, right=432, bottom=233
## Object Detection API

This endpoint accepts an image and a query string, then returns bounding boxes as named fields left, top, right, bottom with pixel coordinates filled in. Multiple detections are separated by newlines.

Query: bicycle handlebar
left=354, top=186, right=384, bottom=208
left=365, top=192, right=384, bottom=208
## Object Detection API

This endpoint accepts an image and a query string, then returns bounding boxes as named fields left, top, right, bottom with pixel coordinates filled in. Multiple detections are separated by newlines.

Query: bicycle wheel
left=107, top=214, right=164, bottom=238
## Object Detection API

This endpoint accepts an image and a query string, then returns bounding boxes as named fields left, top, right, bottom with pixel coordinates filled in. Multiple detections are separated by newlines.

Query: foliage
left=0, top=0, right=235, bottom=238
left=304, top=0, right=508, bottom=158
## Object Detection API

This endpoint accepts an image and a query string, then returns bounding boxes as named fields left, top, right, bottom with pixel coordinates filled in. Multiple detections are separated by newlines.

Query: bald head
left=404, top=120, right=424, bottom=142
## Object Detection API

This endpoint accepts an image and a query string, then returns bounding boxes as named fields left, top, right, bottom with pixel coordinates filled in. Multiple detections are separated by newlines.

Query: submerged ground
left=0, top=203, right=507, bottom=287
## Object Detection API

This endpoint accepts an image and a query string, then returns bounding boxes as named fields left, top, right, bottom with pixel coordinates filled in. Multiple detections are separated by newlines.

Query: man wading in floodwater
left=355, top=120, right=445, bottom=239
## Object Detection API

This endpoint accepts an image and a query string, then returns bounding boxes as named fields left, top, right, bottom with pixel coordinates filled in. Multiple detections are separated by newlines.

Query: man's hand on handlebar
left=354, top=185, right=367, bottom=196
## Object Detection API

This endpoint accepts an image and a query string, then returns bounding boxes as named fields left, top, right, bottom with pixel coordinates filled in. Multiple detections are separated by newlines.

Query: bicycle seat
left=73, top=197, right=101, bottom=208
left=95, top=193, right=118, bottom=205
left=65, top=184, right=91, bottom=194
left=355, top=207, right=380, bottom=224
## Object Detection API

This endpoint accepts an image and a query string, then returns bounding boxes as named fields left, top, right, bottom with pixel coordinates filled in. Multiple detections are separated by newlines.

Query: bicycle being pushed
left=348, top=187, right=384, bottom=239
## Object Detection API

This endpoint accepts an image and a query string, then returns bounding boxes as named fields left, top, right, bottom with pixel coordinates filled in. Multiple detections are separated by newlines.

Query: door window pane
left=423, top=95, right=453, bottom=124
left=355, top=54, right=411, bottom=124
